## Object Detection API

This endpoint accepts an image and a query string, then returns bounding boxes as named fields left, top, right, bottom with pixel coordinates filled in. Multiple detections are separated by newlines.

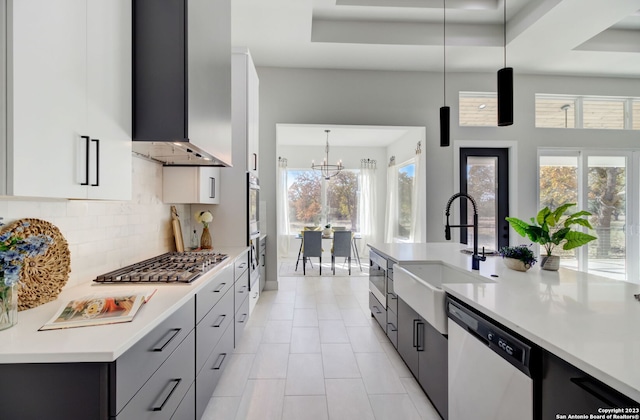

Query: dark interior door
left=460, top=148, right=509, bottom=251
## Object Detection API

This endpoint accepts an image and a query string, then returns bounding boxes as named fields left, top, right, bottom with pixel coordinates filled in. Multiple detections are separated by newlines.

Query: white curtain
left=384, top=164, right=398, bottom=242
left=277, top=159, right=290, bottom=255
left=410, top=152, right=424, bottom=242
left=357, top=162, right=377, bottom=254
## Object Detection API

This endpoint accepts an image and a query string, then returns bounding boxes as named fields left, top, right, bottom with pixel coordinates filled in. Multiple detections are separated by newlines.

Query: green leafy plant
left=505, top=203, right=597, bottom=256
left=499, top=245, right=537, bottom=267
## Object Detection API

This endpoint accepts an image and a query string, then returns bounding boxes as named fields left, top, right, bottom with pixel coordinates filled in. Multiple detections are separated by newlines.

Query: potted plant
left=498, top=245, right=537, bottom=272
left=505, top=203, right=597, bottom=271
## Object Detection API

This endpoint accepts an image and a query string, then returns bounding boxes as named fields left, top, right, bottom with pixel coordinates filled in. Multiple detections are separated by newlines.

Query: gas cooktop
left=94, top=251, right=228, bottom=284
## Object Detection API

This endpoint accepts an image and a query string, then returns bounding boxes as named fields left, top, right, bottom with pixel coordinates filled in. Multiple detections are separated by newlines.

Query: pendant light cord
left=503, top=0, right=507, bottom=67
left=443, top=0, right=446, bottom=106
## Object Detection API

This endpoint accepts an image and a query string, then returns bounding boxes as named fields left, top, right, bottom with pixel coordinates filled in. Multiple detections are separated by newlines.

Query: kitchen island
left=368, top=242, right=640, bottom=406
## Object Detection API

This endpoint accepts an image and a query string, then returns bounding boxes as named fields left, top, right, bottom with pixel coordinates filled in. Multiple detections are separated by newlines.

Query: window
left=287, top=169, right=359, bottom=233
left=535, top=96, right=577, bottom=128
left=539, top=151, right=629, bottom=281
left=535, top=94, right=638, bottom=130
left=459, top=92, right=497, bottom=127
left=396, top=162, right=415, bottom=240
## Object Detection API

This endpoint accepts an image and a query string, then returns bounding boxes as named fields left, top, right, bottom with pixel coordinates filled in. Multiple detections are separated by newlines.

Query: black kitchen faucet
left=445, top=192, right=486, bottom=270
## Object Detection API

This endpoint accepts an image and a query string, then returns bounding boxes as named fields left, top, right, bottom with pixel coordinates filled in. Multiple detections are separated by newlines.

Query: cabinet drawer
left=369, top=292, right=386, bottom=332
left=196, top=265, right=233, bottom=323
left=386, top=290, right=398, bottom=315
left=195, top=322, right=235, bottom=419
left=234, top=254, right=249, bottom=281
left=196, top=287, right=234, bottom=374
left=249, top=287, right=260, bottom=315
left=117, top=330, right=195, bottom=420
left=386, top=308, right=398, bottom=349
left=235, top=275, right=249, bottom=311
left=115, top=298, right=195, bottom=415
left=234, top=294, right=250, bottom=347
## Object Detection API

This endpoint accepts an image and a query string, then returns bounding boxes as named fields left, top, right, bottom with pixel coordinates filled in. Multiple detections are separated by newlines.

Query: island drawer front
left=369, top=292, right=386, bottom=331
left=195, top=321, right=235, bottom=419
left=196, top=265, right=234, bottom=323
left=234, top=293, right=250, bottom=347
left=196, top=287, right=234, bottom=374
left=116, top=330, right=195, bottom=420
left=387, top=290, right=398, bottom=315
left=386, top=307, right=398, bottom=349
left=115, top=298, right=195, bottom=415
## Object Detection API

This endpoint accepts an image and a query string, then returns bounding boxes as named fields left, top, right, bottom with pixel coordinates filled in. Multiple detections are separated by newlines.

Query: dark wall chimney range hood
left=132, top=0, right=232, bottom=166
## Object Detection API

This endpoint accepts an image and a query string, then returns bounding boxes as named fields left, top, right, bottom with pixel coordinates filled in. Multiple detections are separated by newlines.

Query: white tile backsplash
left=0, top=156, right=190, bottom=288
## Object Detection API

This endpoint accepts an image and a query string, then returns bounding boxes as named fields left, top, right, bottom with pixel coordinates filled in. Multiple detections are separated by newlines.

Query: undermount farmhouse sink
left=394, top=264, right=494, bottom=334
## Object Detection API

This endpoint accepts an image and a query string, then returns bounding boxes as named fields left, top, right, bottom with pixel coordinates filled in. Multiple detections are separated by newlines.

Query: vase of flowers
left=195, top=211, right=214, bottom=250
left=498, top=245, right=537, bottom=272
left=0, top=224, right=52, bottom=329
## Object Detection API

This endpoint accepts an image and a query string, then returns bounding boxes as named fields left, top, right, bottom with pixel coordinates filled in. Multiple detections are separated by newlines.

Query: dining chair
left=296, top=226, right=318, bottom=271
left=331, top=230, right=352, bottom=275
left=302, top=230, right=323, bottom=275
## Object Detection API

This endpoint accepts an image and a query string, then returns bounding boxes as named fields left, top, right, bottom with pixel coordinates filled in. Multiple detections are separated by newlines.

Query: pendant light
left=440, top=0, right=450, bottom=147
left=497, top=0, right=513, bottom=126
left=311, top=129, right=343, bottom=180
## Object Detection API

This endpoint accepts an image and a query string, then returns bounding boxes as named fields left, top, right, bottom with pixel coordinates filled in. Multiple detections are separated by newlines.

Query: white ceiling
left=232, top=0, right=640, bottom=77
left=277, top=124, right=422, bottom=146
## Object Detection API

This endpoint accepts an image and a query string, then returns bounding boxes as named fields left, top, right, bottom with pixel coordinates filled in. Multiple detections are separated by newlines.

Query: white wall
left=0, top=157, right=189, bottom=289
left=256, top=66, right=640, bottom=281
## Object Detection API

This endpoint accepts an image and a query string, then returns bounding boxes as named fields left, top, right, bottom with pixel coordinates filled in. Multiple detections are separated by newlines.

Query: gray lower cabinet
left=0, top=250, right=253, bottom=420
left=397, top=297, right=448, bottom=420
left=369, top=292, right=386, bottom=331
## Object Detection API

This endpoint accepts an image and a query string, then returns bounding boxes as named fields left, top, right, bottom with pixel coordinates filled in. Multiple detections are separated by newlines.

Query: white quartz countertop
left=368, top=242, right=640, bottom=403
left=0, top=246, right=249, bottom=364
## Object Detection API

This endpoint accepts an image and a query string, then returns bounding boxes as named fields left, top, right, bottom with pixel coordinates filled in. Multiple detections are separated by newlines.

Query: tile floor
left=200, top=274, right=442, bottom=420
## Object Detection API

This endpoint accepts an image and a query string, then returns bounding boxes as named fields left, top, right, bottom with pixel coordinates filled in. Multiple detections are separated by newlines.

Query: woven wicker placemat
left=1, top=218, right=71, bottom=311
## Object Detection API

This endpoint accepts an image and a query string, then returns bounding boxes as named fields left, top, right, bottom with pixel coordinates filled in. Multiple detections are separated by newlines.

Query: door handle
left=212, top=314, right=226, bottom=328
left=151, top=378, right=181, bottom=411
left=238, top=313, right=248, bottom=323
left=209, top=177, right=215, bottom=198
left=80, top=135, right=90, bottom=185
left=416, top=321, right=425, bottom=352
left=213, top=282, right=226, bottom=293
left=212, top=353, right=227, bottom=370
left=91, top=138, right=100, bottom=186
left=372, top=305, right=382, bottom=314
left=412, top=319, right=419, bottom=348
left=151, top=328, right=181, bottom=352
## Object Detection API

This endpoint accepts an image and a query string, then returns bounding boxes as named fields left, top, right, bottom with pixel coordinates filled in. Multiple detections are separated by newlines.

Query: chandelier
left=312, top=129, right=343, bottom=180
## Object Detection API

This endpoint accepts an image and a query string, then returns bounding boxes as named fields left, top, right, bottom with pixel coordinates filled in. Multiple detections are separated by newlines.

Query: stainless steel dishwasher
left=447, top=298, right=537, bottom=420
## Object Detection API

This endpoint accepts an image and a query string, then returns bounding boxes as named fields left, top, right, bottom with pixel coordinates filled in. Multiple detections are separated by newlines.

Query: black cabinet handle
left=238, top=285, right=247, bottom=294
left=212, top=314, right=226, bottom=328
left=238, top=313, right=248, bottom=324
left=80, top=135, right=90, bottom=185
left=412, top=319, right=419, bottom=348
left=213, top=282, right=226, bottom=293
left=151, top=328, right=181, bottom=352
left=151, top=378, right=181, bottom=411
left=209, top=177, right=215, bottom=198
left=388, top=293, right=397, bottom=300
left=212, top=353, right=227, bottom=370
left=261, top=253, right=265, bottom=267
left=372, top=305, right=382, bottom=315
left=91, top=138, right=100, bottom=186
left=387, top=322, right=397, bottom=332
left=416, top=321, right=425, bottom=352
left=252, top=153, right=257, bottom=171
left=238, top=263, right=247, bottom=269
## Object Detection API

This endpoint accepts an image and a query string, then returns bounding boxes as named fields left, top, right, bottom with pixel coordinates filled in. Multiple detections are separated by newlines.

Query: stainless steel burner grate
left=94, top=251, right=228, bottom=284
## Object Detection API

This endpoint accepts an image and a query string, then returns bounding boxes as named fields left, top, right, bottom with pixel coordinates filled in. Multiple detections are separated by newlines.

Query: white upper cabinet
left=162, top=167, right=221, bottom=205
left=2, top=0, right=131, bottom=200
left=232, top=48, right=260, bottom=175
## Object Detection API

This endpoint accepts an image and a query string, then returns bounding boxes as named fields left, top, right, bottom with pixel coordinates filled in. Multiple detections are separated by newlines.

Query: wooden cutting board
left=171, top=206, right=185, bottom=252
